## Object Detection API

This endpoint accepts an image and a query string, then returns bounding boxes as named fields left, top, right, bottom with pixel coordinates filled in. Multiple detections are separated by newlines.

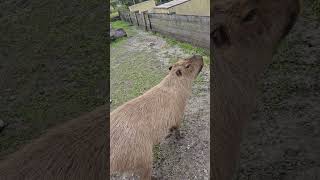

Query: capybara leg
left=174, top=128, right=183, bottom=140
left=136, top=146, right=153, bottom=180
left=139, top=167, right=152, bottom=180
left=170, top=126, right=183, bottom=140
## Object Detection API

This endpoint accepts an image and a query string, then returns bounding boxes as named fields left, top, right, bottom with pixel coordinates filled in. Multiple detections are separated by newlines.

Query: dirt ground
left=0, top=0, right=106, bottom=160
left=110, top=25, right=210, bottom=179
left=235, top=3, right=320, bottom=180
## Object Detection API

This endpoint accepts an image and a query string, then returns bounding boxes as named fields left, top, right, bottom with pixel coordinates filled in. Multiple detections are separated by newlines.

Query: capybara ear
left=169, top=66, right=172, bottom=70
left=176, top=69, right=182, bottom=76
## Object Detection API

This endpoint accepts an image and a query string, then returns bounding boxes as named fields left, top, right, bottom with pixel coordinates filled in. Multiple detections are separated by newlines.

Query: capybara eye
left=242, top=9, right=257, bottom=23
left=169, top=66, right=172, bottom=70
left=176, top=69, right=182, bottom=76
left=212, top=25, right=231, bottom=48
left=186, top=64, right=191, bottom=68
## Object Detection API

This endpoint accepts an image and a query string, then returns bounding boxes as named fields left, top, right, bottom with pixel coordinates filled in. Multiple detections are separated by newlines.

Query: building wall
left=152, top=0, right=210, bottom=16
left=171, top=0, right=209, bottom=16
left=129, top=0, right=156, bottom=13
left=151, top=8, right=170, bottom=14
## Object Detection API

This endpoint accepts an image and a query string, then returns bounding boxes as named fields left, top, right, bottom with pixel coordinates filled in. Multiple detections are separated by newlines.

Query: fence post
left=129, top=12, right=133, bottom=24
left=147, top=13, right=152, bottom=31
left=134, top=12, right=139, bottom=26
left=142, top=12, right=148, bottom=31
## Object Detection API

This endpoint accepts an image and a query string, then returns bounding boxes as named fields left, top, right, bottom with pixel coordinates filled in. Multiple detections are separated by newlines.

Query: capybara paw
left=175, top=130, right=183, bottom=140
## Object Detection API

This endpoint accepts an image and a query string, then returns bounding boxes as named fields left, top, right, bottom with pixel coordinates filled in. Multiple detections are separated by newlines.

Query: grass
left=111, top=20, right=132, bottom=32
left=153, top=144, right=162, bottom=161
left=110, top=11, right=119, bottom=19
left=110, top=20, right=136, bottom=47
left=155, top=32, right=210, bottom=66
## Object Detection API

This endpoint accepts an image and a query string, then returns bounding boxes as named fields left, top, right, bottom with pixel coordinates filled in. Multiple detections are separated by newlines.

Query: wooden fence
left=118, top=10, right=210, bottom=50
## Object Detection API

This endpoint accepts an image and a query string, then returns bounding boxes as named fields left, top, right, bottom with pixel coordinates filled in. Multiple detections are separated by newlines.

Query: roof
left=154, top=0, right=190, bottom=9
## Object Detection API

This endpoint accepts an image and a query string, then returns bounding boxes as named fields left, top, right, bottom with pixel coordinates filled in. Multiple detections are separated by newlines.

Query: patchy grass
left=110, top=55, right=165, bottom=109
left=110, top=11, right=119, bottom=19
left=111, top=20, right=131, bottom=32
left=153, top=144, right=162, bottom=161
left=154, top=33, right=210, bottom=66
left=110, top=20, right=136, bottom=47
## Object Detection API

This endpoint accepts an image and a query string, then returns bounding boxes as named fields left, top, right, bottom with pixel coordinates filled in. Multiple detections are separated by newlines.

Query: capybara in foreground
left=110, top=55, right=204, bottom=179
left=0, top=106, right=107, bottom=180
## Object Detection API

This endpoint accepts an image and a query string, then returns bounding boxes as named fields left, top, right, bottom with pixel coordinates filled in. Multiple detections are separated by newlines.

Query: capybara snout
left=169, top=55, right=204, bottom=78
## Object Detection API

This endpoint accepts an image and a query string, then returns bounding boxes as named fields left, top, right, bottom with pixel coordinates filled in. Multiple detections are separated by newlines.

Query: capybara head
left=168, top=55, right=204, bottom=79
left=212, top=0, right=301, bottom=78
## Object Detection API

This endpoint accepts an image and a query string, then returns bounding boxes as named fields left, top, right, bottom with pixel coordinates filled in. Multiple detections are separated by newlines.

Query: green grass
left=111, top=20, right=131, bottom=32
left=110, top=35, right=165, bottom=109
left=110, top=11, right=119, bottom=19
left=153, top=144, right=162, bottom=161
left=110, top=20, right=136, bottom=47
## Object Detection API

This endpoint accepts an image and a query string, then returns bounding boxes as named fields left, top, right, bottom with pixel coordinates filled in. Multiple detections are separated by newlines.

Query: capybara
left=212, top=0, right=301, bottom=179
left=0, top=106, right=107, bottom=180
left=110, top=55, right=204, bottom=179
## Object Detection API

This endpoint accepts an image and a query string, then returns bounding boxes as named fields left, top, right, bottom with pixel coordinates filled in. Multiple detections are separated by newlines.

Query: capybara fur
left=0, top=106, right=107, bottom=180
left=110, top=55, right=204, bottom=179
left=212, top=0, right=302, bottom=179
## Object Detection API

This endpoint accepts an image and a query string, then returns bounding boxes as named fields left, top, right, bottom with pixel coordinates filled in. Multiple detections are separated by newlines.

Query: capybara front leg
left=138, top=166, right=152, bottom=180
left=136, top=147, right=153, bottom=180
left=170, top=126, right=183, bottom=140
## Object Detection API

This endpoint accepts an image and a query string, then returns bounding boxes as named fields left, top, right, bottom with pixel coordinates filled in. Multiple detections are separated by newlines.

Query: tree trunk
left=211, top=0, right=301, bottom=179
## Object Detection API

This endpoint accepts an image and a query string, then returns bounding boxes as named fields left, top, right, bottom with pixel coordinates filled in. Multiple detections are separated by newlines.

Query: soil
left=110, top=26, right=210, bottom=179
left=0, top=0, right=107, bottom=160
left=235, top=3, right=320, bottom=180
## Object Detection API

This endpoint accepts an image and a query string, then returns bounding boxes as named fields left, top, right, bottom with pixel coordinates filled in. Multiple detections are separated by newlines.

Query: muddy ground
left=235, top=2, right=320, bottom=180
left=110, top=24, right=210, bottom=179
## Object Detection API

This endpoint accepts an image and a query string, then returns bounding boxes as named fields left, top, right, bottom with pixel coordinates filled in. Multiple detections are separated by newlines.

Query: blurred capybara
left=0, top=106, right=107, bottom=180
left=110, top=55, right=204, bottom=179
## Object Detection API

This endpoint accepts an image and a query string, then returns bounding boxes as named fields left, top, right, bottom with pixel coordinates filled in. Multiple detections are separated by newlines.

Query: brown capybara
left=0, top=106, right=107, bottom=180
left=212, top=0, right=301, bottom=179
left=110, top=55, right=204, bottom=179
